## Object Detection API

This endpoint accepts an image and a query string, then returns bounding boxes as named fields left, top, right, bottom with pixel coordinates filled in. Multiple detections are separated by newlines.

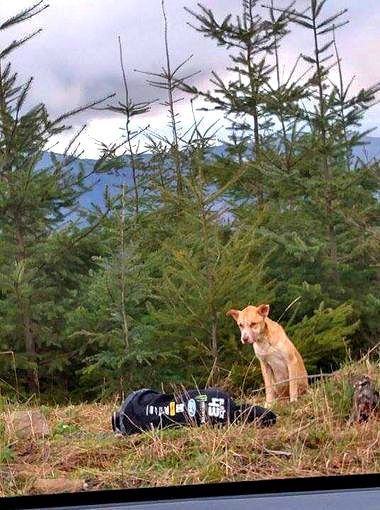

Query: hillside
left=38, top=136, right=380, bottom=211
left=1, top=360, right=379, bottom=497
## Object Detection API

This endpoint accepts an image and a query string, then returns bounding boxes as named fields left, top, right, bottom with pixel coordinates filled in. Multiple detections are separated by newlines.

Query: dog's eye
left=250, top=322, right=257, bottom=327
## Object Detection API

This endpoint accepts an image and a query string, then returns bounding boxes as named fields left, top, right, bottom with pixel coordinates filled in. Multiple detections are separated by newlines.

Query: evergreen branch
left=7, top=77, right=35, bottom=150
left=0, top=1, right=48, bottom=31
left=116, top=36, right=151, bottom=217
left=49, top=93, right=116, bottom=129
left=0, top=30, right=43, bottom=60
left=292, top=18, right=313, bottom=29
left=315, top=0, right=328, bottom=17
left=62, top=125, right=87, bottom=160
left=317, top=10, right=348, bottom=29
left=118, top=36, right=129, bottom=110
left=171, top=54, right=194, bottom=77
left=205, top=164, right=250, bottom=206
left=285, top=58, right=313, bottom=88
left=262, top=4, right=310, bottom=21
left=66, top=199, right=116, bottom=249
left=319, top=40, right=334, bottom=54
left=317, top=20, right=349, bottom=36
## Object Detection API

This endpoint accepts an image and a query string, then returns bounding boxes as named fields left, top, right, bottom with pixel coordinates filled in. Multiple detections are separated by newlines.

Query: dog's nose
left=242, top=335, right=250, bottom=343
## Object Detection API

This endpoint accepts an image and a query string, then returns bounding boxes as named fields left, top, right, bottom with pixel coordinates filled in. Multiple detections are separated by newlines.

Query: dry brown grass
left=0, top=360, right=379, bottom=497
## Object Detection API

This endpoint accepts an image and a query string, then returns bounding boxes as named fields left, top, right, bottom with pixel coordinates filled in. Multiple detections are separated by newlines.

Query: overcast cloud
left=1, top=0, right=379, bottom=157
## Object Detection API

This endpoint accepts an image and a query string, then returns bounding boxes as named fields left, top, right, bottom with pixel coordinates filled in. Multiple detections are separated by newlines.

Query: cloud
left=0, top=0, right=378, bottom=157
left=4, top=1, right=229, bottom=114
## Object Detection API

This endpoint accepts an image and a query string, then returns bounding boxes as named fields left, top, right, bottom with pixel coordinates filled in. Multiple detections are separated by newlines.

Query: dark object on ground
left=352, top=375, right=379, bottom=423
left=112, top=387, right=276, bottom=435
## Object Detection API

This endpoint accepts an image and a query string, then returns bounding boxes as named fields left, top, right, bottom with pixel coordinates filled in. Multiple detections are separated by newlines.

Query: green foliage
left=0, top=444, right=16, bottom=464
left=0, top=3, right=118, bottom=394
left=321, top=376, right=355, bottom=421
left=64, top=228, right=162, bottom=398
left=0, top=0, right=378, bottom=400
left=287, top=303, right=359, bottom=373
left=150, top=174, right=272, bottom=385
left=52, top=421, right=82, bottom=438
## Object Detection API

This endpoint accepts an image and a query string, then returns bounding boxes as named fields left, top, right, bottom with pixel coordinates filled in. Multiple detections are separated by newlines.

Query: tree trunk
left=211, top=320, right=218, bottom=365
left=328, top=223, right=339, bottom=285
left=23, top=312, right=39, bottom=393
left=15, top=224, right=39, bottom=393
left=312, top=19, right=340, bottom=286
left=120, top=185, right=129, bottom=352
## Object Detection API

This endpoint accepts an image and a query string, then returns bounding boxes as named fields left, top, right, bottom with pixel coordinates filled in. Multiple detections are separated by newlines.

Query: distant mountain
left=36, top=152, right=135, bottom=210
left=353, top=135, right=380, bottom=161
left=37, top=136, right=380, bottom=210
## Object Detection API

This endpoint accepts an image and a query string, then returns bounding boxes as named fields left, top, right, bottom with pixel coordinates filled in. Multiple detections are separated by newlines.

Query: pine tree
left=287, top=302, right=359, bottom=373
left=184, top=0, right=379, bottom=352
left=64, top=195, right=162, bottom=398
left=0, top=2, right=117, bottom=393
left=136, top=0, right=200, bottom=199
left=182, top=0, right=307, bottom=205
left=284, top=0, right=379, bottom=287
left=102, top=37, right=152, bottom=219
left=150, top=166, right=272, bottom=385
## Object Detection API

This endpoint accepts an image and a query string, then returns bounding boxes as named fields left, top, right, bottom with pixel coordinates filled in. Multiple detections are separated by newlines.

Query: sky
left=1, top=0, right=380, bottom=158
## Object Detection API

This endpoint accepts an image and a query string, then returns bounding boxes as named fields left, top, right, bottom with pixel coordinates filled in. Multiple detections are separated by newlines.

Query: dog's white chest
left=253, top=340, right=272, bottom=360
left=253, top=341, right=288, bottom=382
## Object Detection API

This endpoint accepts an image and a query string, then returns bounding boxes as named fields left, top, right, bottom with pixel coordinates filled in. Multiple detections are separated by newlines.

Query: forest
left=0, top=0, right=379, bottom=403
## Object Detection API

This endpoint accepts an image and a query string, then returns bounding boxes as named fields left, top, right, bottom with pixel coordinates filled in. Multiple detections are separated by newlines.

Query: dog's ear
left=226, top=309, right=240, bottom=321
left=257, top=304, right=270, bottom=317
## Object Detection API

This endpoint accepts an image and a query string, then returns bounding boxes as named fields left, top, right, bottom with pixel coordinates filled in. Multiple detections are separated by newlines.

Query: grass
left=0, top=360, right=379, bottom=497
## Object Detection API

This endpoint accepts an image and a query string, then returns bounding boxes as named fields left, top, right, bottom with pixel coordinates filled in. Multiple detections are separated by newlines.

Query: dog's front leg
left=288, top=361, right=300, bottom=402
left=259, top=359, right=276, bottom=405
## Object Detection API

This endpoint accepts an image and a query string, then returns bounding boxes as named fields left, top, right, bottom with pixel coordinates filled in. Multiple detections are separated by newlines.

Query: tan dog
left=227, top=304, right=308, bottom=404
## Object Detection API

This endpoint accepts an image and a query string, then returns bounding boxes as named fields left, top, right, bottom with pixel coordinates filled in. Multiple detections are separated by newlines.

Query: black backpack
left=112, top=387, right=276, bottom=435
